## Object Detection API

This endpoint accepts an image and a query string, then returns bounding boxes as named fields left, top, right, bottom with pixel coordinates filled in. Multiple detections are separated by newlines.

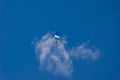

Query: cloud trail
left=33, top=32, right=100, bottom=77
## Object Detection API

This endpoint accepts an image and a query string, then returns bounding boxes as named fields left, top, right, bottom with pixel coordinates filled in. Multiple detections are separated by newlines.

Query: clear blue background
left=0, top=0, right=120, bottom=80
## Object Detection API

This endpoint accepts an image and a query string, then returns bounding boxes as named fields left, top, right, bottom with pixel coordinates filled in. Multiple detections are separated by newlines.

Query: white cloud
left=33, top=32, right=100, bottom=77
left=70, top=42, right=100, bottom=60
left=34, top=32, right=73, bottom=77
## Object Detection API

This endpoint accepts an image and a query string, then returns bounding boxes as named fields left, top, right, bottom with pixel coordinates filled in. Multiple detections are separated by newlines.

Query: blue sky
left=0, top=0, right=120, bottom=80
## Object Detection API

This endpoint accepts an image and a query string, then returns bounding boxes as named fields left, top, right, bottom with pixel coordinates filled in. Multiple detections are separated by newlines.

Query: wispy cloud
left=70, top=42, right=100, bottom=60
left=33, top=32, right=100, bottom=77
